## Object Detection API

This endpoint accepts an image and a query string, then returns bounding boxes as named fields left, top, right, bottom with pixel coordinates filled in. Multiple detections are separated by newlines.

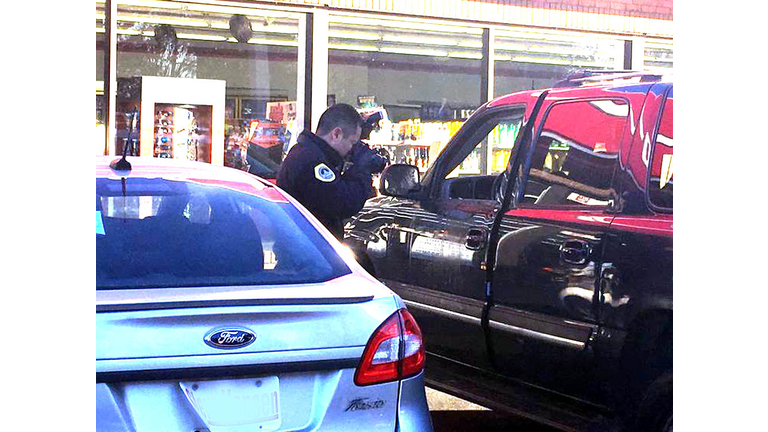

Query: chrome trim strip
left=488, top=320, right=586, bottom=350
left=402, top=299, right=481, bottom=325
left=96, top=296, right=375, bottom=312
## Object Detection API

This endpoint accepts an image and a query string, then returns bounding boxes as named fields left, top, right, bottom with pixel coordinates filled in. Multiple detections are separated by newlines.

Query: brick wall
left=525, top=0, right=673, bottom=19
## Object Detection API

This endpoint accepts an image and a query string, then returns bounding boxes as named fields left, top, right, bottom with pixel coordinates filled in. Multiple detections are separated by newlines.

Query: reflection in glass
left=95, top=1, right=298, bottom=166
left=494, top=30, right=623, bottom=96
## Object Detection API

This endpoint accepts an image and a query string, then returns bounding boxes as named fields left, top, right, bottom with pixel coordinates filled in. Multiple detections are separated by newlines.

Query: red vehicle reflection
left=247, top=119, right=285, bottom=165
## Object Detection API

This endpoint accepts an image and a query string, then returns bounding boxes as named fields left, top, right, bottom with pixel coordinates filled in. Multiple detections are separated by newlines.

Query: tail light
left=354, top=308, right=425, bottom=386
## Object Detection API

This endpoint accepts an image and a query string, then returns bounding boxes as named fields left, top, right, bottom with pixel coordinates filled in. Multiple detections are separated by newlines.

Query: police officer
left=277, top=103, right=381, bottom=240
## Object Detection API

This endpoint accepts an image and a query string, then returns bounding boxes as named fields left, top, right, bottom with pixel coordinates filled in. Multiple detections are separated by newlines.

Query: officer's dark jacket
left=276, top=130, right=373, bottom=240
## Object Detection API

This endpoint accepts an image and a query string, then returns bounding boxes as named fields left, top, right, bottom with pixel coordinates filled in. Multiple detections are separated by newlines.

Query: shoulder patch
left=314, top=163, right=337, bottom=183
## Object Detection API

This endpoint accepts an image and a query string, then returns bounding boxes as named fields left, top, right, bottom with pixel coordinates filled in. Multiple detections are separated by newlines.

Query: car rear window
left=96, top=177, right=351, bottom=289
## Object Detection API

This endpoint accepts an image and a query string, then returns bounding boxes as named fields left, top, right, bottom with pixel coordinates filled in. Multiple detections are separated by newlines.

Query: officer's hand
left=349, top=142, right=387, bottom=176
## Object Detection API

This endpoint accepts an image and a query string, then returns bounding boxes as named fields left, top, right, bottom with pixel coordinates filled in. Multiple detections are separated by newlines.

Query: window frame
left=424, top=105, right=526, bottom=200
left=646, top=85, right=674, bottom=213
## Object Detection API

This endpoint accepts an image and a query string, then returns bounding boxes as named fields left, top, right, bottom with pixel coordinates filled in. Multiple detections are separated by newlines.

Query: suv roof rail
left=553, top=70, right=664, bottom=88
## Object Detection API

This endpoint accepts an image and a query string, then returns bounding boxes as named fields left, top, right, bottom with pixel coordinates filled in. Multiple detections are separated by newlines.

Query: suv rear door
left=488, top=89, right=639, bottom=401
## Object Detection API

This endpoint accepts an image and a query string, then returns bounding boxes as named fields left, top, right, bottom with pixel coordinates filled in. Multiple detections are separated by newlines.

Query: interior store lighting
left=382, top=35, right=460, bottom=46
left=645, top=56, right=673, bottom=64
left=115, top=15, right=210, bottom=28
left=328, top=31, right=381, bottom=41
left=207, top=21, right=298, bottom=35
left=496, top=28, right=620, bottom=44
left=509, top=56, right=608, bottom=67
left=177, top=33, right=228, bottom=41
left=116, top=29, right=142, bottom=36
left=330, top=14, right=483, bottom=35
left=328, top=44, right=379, bottom=52
left=246, top=38, right=298, bottom=47
left=380, top=47, right=448, bottom=57
left=496, top=42, right=612, bottom=63
left=447, top=52, right=483, bottom=60
left=96, top=26, right=155, bottom=37
left=184, top=2, right=300, bottom=20
left=97, top=0, right=298, bottom=19
left=457, top=41, right=483, bottom=48
left=245, top=25, right=299, bottom=35
left=96, top=0, right=182, bottom=8
left=212, top=22, right=298, bottom=34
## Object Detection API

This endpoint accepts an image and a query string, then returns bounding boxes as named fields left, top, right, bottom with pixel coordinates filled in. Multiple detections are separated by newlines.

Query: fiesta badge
left=204, top=327, right=257, bottom=350
left=314, top=163, right=336, bottom=182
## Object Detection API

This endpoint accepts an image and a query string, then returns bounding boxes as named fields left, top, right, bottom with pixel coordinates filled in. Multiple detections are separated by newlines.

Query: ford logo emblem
left=204, top=327, right=257, bottom=350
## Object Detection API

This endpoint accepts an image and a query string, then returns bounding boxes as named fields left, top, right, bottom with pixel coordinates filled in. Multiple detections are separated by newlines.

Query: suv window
left=648, top=88, right=673, bottom=210
left=446, top=118, right=523, bottom=179
left=96, top=177, right=351, bottom=289
left=437, top=109, right=524, bottom=201
left=522, top=99, right=627, bottom=207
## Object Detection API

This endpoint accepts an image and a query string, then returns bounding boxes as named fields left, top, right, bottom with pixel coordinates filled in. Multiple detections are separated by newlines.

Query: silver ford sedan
left=96, top=156, right=433, bottom=432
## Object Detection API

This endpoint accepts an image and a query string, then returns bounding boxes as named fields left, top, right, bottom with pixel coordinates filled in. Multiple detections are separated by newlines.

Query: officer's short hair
left=316, top=103, right=363, bottom=138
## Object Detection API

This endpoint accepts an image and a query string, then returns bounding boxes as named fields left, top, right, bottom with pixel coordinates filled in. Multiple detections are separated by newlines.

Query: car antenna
left=110, top=108, right=138, bottom=172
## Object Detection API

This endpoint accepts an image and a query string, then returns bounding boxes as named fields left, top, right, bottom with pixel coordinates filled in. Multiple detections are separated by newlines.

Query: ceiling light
left=448, top=52, right=483, bottom=59
left=330, top=15, right=482, bottom=34
left=329, top=44, right=379, bottom=52
left=116, top=15, right=210, bottom=28
left=177, top=33, right=228, bottom=42
left=249, top=25, right=299, bottom=35
left=645, top=57, right=673, bottom=64
left=495, top=42, right=529, bottom=52
left=512, top=56, right=572, bottom=65
left=117, top=29, right=142, bottom=36
left=382, top=35, right=458, bottom=46
left=112, top=0, right=183, bottom=9
left=457, top=41, right=483, bottom=48
left=380, top=47, right=448, bottom=57
left=329, top=31, right=380, bottom=41
left=247, top=38, right=298, bottom=47
left=496, top=28, right=620, bottom=43
left=185, top=3, right=299, bottom=20
left=509, top=56, right=609, bottom=67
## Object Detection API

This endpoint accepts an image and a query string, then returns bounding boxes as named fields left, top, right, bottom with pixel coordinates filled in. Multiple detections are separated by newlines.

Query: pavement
left=426, top=387, right=561, bottom=432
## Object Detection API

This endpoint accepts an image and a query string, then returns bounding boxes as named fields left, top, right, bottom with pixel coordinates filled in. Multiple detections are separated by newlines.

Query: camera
left=351, top=140, right=389, bottom=174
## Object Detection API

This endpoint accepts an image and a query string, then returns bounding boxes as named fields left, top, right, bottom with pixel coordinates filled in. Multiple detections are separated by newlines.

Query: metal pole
left=480, top=27, right=495, bottom=104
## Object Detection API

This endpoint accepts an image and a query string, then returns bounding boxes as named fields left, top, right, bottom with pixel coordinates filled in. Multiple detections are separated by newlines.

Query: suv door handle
left=560, top=239, right=591, bottom=265
left=466, top=228, right=487, bottom=250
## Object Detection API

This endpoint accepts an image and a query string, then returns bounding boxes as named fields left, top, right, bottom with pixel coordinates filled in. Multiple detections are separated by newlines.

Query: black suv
left=345, top=72, right=673, bottom=432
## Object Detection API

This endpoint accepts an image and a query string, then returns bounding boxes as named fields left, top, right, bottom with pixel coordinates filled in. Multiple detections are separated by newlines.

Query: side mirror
left=380, top=164, right=421, bottom=197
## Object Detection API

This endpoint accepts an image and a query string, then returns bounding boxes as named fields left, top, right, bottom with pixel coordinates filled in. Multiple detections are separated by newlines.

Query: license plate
left=180, top=376, right=281, bottom=431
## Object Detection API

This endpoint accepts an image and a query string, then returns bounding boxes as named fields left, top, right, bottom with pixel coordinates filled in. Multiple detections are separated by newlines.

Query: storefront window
left=494, top=29, right=623, bottom=96
left=644, top=41, right=673, bottom=71
left=327, top=15, right=484, bottom=174
left=96, top=0, right=299, bottom=175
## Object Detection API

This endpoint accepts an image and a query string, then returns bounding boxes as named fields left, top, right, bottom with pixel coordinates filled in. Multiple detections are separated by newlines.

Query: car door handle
left=465, top=228, right=487, bottom=250
left=560, top=239, right=591, bottom=265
